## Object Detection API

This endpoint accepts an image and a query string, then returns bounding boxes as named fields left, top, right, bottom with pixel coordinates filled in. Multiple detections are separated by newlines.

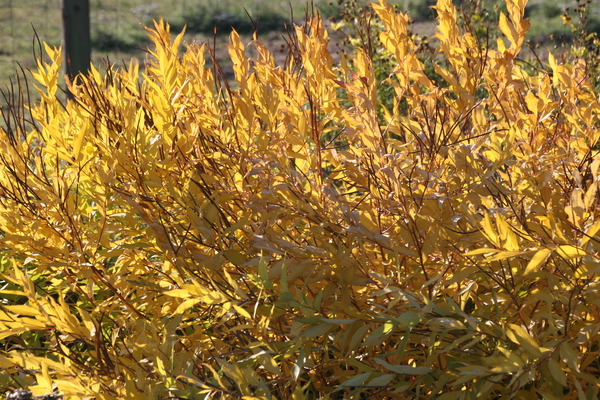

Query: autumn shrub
left=0, top=0, right=599, bottom=399
left=562, top=0, right=600, bottom=92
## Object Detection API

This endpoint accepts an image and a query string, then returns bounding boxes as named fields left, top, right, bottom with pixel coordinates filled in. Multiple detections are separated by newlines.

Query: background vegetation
left=0, top=0, right=598, bottom=90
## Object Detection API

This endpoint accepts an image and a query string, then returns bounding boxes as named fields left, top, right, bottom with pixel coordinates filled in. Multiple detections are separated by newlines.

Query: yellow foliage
left=0, top=1, right=599, bottom=398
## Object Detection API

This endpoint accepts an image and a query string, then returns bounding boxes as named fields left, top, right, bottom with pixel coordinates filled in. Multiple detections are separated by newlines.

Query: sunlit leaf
left=523, top=248, right=552, bottom=275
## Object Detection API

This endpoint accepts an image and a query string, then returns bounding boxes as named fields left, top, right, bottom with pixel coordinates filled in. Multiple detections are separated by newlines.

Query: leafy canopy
left=0, top=0, right=599, bottom=399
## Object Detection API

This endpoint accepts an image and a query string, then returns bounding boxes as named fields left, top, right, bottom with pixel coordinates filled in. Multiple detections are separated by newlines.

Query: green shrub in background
left=562, top=0, right=600, bottom=91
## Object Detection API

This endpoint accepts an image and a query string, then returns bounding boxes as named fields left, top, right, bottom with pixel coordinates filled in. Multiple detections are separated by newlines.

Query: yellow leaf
left=483, top=251, right=522, bottom=262
left=383, top=320, right=394, bottom=334
left=254, top=351, right=281, bottom=375
left=464, top=248, right=499, bottom=256
left=561, top=14, right=572, bottom=25
left=481, top=213, right=499, bottom=247
left=175, top=375, right=211, bottom=390
left=233, top=304, right=252, bottom=320
left=506, top=324, right=541, bottom=357
left=591, top=158, right=600, bottom=181
left=156, top=355, right=167, bottom=376
left=525, top=91, right=539, bottom=114
left=3, top=304, right=40, bottom=317
left=584, top=184, right=597, bottom=211
left=164, top=289, right=192, bottom=299
left=523, top=248, right=552, bottom=275
left=555, top=245, right=586, bottom=260
left=498, top=13, right=516, bottom=48
left=30, top=362, right=53, bottom=395
left=581, top=220, right=600, bottom=247
left=174, top=298, right=201, bottom=315
left=54, top=379, right=89, bottom=396
left=495, top=213, right=519, bottom=250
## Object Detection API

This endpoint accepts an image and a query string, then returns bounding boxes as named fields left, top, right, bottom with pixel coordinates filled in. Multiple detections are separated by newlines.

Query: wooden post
left=62, top=0, right=91, bottom=82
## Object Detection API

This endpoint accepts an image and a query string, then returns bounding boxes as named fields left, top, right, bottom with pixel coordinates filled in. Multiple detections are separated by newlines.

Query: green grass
left=0, top=0, right=340, bottom=91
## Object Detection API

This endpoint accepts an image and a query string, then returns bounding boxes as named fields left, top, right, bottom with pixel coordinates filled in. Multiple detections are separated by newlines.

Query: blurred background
left=0, top=0, right=598, bottom=97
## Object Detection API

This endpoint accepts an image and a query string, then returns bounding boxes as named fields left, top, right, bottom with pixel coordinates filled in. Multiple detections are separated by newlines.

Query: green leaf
left=547, top=358, right=567, bottom=387
left=396, top=311, right=421, bottom=327
left=367, top=373, right=394, bottom=387
left=362, top=325, right=390, bottom=348
left=427, top=317, right=466, bottom=331
left=258, top=255, right=273, bottom=290
left=347, top=324, right=370, bottom=351
left=301, top=323, right=333, bottom=338
left=321, top=318, right=357, bottom=325
left=339, top=372, right=371, bottom=388
left=436, top=391, right=466, bottom=400
left=374, top=358, right=431, bottom=375
left=292, top=348, right=305, bottom=381
left=559, top=342, right=580, bottom=373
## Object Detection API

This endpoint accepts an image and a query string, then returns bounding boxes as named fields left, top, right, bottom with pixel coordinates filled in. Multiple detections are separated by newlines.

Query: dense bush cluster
left=0, top=0, right=599, bottom=398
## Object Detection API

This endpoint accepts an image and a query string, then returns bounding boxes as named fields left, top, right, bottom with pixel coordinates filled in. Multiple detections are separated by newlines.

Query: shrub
left=0, top=0, right=599, bottom=398
left=562, top=0, right=600, bottom=91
